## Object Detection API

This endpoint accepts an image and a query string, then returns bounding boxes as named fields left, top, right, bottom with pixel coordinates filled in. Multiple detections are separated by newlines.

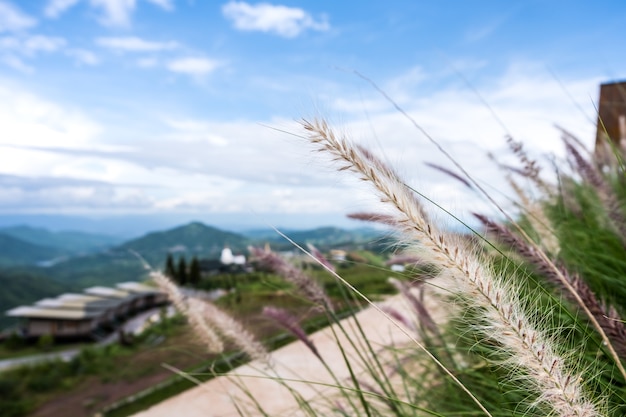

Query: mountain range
left=0, top=221, right=386, bottom=328
left=0, top=225, right=122, bottom=255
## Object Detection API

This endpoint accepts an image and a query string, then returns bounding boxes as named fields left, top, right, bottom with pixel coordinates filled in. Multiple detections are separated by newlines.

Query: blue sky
left=0, top=0, right=624, bottom=231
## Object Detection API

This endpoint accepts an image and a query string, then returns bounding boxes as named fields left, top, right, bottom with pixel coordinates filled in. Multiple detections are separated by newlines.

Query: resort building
left=5, top=282, right=167, bottom=340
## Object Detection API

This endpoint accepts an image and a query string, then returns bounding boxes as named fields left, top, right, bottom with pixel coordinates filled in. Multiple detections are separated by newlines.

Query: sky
left=0, top=0, right=624, bottom=233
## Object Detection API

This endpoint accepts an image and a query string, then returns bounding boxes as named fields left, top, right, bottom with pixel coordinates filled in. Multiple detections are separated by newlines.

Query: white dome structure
left=220, top=247, right=234, bottom=265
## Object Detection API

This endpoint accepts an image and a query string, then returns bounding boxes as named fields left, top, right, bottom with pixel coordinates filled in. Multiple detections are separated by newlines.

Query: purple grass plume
left=249, top=246, right=333, bottom=313
left=475, top=212, right=626, bottom=359
left=263, top=306, right=323, bottom=362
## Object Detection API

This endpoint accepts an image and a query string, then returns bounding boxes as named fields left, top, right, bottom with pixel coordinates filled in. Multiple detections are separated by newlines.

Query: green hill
left=119, top=221, right=249, bottom=265
left=0, top=269, right=74, bottom=330
left=0, top=225, right=122, bottom=254
left=46, top=250, right=148, bottom=288
left=0, top=234, right=63, bottom=267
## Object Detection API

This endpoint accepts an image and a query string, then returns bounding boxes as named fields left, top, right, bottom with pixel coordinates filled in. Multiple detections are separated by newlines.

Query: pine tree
left=189, top=256, right=201, bottom=287
left=165, top=254, right=176, bottom=280
left=177, top=256, right=188, bottom=286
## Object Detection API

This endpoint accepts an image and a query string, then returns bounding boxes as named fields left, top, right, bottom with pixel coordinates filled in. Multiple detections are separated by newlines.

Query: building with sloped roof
left=5, top=282, right=167, bottom=340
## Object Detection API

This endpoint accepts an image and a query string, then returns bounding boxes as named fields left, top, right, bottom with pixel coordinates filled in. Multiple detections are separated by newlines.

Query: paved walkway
left=132, top=294, right=427, bottom=417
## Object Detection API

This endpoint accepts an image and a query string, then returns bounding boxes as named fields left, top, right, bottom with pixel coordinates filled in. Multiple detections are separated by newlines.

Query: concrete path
left=132, top=294, right=425, bottom=417
left=0, top=348, right=82, bottom=371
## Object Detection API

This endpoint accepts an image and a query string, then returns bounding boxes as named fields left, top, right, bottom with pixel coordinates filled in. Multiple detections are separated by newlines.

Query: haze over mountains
left=0, top=213, right=361, bottom=238
left=0, top=221, right=385, bottom=329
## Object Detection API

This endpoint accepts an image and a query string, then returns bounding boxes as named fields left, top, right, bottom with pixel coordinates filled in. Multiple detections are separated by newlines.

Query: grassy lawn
left=0, top=339, right=88, bottom=360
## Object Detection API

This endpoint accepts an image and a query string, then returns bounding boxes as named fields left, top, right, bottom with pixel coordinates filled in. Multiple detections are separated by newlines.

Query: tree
left=165, top=254, right=176, bottom=280
left=189, top=256, right=201, bottom=287
left=177, top=256, right=188, bottom=286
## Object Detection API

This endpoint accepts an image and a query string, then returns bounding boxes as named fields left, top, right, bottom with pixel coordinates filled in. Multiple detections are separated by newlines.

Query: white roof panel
left=6, top=306, right=98, bottom=319
left=116, top=282, right=161, bottom=294
left=84, top=286, right=130, bottom=299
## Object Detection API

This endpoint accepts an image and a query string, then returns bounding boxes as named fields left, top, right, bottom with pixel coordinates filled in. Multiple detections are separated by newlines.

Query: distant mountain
left=46, top=222, right=250, bottom=287
left=0, top=225, right=122, bottom=254
left=0, top=233, right=64, bottom=266
left=0, top=213, right=360, bottom=237
left=16, top=222, right=389, bottom=289
left=242, top=226, right=385, bottom=250
left=282, top=226, right=380, bottom=245
left=0, top=268, right=75, bottom=329
left=120, top=221, right=250, bottom=264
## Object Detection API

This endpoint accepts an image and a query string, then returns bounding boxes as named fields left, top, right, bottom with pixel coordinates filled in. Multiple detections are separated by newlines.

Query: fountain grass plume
left=424, top=162, right=474, bottom=190
left=306, top=243, right=335, bottom=273
left=347, top=211, right=399, bottom=227
left=475, top=213, right=626, bottom=359
left=564, top=139, right=626, bottom=246
left=302, top=117, right=602, bottom=416
left=506, top=135, right=553, bottom=194
left=378, top=304, right=417, bottom=333
left=152, top=270, right=267, bottom=362
left=346, top=74, right=626, bottom=381
left=505, top=173, right=561, bottom=255
left=387, top=277, right=438, bottom=336
left=200, top=300, right=269, bottom=363
left=151, top=271, right=224, bottom=354
left=263, top=306, right=323, bottom=362
left=249, top=245, right=333, bottom=313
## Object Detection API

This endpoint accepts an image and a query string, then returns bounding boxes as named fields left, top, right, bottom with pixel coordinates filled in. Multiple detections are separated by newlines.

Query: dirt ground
left=30, top=372, right=169, bottom=417
left=27, top=330, right=211, bottom=417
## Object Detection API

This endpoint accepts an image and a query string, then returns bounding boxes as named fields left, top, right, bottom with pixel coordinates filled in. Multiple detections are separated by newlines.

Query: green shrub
left=36, top=334, right=54, bottom=351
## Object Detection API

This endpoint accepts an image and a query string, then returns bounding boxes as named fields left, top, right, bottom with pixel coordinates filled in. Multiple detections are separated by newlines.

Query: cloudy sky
left=0, top=0, right=624, bottom=231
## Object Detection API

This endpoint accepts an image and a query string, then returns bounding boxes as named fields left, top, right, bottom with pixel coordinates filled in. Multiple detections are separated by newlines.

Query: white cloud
left=165, top=119, right=229, bottom=146
left=166, top=57, right=220, bottom=77
left=22, top=35, right=66, bottom=54
left=0, top=181, right=156, bottom=211
left=44, top=0, right=81, bottom=18
left=0, top=35, right=66, bottom=56
left=67, top=48, right=100, bottom=65
left=315, top=68, right=601, bottom=221
left=96, top=36, right=178, bottom=52
left=0, top=1, right=37, bottom=32
left=222, top=1, right=329, bottom=38
left=89, top=0, right=137, bottom=27
left=89, top=0, right=173, bottom=27
left=0, top=35, right=67, bottom=72
left=0, top=84, right=103, bottom=150
left=45, top=0, right=173, bottom=24
left=1, top=55, right=34, bottom=73
left=0, top=62, right=603, bottom=219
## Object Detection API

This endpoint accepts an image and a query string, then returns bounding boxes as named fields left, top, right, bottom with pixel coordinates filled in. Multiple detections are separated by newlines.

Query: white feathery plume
left=302, top=118, right=601, bottom=417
